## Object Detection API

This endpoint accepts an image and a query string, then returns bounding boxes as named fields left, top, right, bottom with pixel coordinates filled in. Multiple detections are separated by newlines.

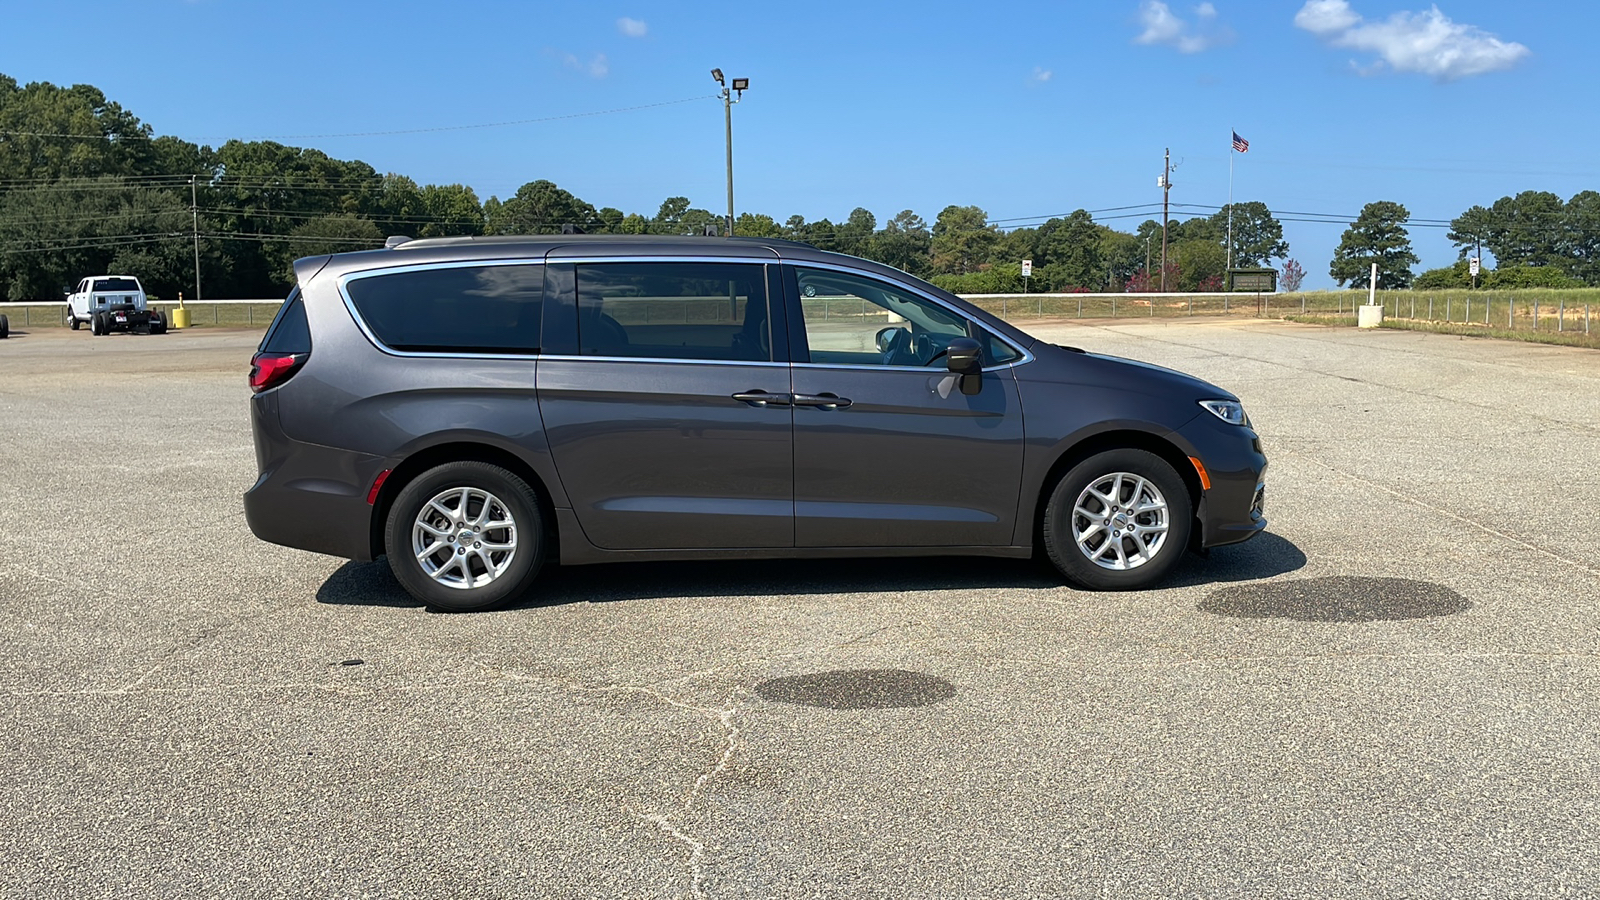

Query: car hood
left=1032, top=343, right=1238, bottom=403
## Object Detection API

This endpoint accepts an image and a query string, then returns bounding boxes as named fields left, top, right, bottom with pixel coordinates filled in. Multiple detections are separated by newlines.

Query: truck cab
left=67, top=276, right=166, bottom=335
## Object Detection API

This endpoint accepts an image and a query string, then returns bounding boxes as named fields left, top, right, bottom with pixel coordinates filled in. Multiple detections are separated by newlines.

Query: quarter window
left=793, top=267, right=1021, bottom=367
left=345, top=264, right=544, bottom=354
left=576, top=262, right=770, bottom=362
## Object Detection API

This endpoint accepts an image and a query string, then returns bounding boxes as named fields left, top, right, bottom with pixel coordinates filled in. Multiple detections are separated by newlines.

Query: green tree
left=833, top=207, right=877, bottom=257
left=1329, top=201, right=1418, bottom=288
left=1446, top=204, right=1494, bottom=262
left=930, top=205, right=997, bottom=275
left=1562, top=190, right=1600, bottom=285
left=1175, top=240, right=1226, bottom=291
left=1413, top=261, right=1473, bottom=290
left=653, top=196, right=691, bottom=232
left=733, top=212, right=782, bottom=238
left=0, top=78, right=155, bottom=183
left=1483, top=191, right=1565, bottom=268
left=487, top=179, right=596, bottom=234
left=1038, top=210, right=1102, bottom=289
left=0, top=177, right=197, bottom=300
left=873, top=210, right=932, bottom=275
left=1211, top=201, right=1288, bottom=268
left=265, top=215, right=384, bottom=285
left=416, top=183, right=484, bottom=237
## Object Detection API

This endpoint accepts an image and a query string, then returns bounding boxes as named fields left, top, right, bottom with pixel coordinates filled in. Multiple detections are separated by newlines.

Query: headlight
left=1199, top=399, right=1247, bottom=426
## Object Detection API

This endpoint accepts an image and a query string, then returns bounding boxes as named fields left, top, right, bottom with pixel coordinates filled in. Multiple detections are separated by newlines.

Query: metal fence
left=0, top=299, right=285, bottom=329
left=4, top=291, right=1594, bottom=338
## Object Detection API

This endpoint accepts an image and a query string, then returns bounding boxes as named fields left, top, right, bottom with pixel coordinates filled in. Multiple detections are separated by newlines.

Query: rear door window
left=575, top=262, right=770, bottom=361
left=344, top=264, right=544, bottom=354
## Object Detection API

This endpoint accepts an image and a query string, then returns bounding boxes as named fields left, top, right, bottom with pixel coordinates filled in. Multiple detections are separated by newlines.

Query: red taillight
left=249, top=353, right=303, bottom=393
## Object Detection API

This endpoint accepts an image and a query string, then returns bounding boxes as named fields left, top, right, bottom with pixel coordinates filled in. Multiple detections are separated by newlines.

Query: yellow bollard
left=172, top=292, right=191, bottom=329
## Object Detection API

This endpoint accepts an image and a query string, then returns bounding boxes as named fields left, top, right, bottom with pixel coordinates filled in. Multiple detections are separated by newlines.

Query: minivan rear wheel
left=385, top=461, right=547, bottom=612
left=1042, top=449, right=1192, bottom=591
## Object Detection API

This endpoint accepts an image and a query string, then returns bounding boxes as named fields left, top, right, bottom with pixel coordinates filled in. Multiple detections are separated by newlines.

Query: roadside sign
left=1469, top=257, right=1480, bottom=276
left=1021, top=259, right=1033, bottom=277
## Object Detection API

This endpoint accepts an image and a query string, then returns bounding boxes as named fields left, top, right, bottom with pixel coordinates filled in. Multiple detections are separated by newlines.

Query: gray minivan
left=245, top=235, right=1267, bottom=611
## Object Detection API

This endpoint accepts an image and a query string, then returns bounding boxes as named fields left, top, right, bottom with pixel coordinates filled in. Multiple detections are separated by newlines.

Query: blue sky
left=1, top=0, right=1589, bottom=287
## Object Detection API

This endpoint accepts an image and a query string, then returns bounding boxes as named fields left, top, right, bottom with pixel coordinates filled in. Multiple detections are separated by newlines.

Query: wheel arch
left=369, top=441, right=560, bottom=561
left=1028, top=428, right=1204, bottom=553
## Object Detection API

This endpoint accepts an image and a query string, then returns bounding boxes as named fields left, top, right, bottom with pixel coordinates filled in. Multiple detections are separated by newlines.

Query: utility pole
left=1472, top=234, right=1481, bottom=290
left=711, top=69, right=748, bottom=237
left=1159, top=148, right=1171, bottom=292
left=190, top=175, right=202, bottom=302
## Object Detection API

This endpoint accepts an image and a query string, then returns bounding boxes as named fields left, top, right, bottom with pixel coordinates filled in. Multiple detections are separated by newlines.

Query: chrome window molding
left=538, top=355, right=790, bottom=368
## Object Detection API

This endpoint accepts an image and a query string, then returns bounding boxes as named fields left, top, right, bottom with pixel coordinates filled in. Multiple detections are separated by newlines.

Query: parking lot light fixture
left=713, top=69, right=749, bottom=236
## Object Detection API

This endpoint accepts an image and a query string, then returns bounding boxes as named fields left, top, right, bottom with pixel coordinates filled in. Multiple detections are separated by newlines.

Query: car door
left=536, top=259, right=795, bottom=551
left=784, top=264, right=1027, bottom=548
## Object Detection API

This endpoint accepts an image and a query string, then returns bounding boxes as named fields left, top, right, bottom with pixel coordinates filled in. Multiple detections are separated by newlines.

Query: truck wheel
left=70, top=315, right=80, bottom=331
left=90, top=313, right=102, bottom=335
left=385, top=461, right=547, bottom=612
left=0, top=314, right=8, bottom=339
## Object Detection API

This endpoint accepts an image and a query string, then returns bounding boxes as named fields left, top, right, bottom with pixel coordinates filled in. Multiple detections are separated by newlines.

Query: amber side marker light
left=1188, top=457, right=1212, bottom=491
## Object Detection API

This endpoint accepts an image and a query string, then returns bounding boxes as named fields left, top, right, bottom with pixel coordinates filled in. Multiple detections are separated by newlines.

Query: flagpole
left=1226, top=128, right=1234, bottom=272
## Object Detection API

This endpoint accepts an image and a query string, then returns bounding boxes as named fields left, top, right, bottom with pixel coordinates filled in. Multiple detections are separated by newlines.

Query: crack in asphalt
left=483, top=666, right=742, bottom=900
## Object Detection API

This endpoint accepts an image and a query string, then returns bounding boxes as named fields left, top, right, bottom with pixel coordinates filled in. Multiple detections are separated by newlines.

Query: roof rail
left=384, top=235, right=414, bottom=249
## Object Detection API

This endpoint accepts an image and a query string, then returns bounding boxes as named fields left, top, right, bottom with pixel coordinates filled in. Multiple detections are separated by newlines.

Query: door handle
left=792, top=392, right=852, bottom=410
left=732, top=390, right=792, bottom=408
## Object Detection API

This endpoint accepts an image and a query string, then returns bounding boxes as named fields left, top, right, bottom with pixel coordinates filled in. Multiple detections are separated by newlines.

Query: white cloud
left=563, top=52, right=609, bottom=78
left=1135, top=1, right=1233, bottom=54
left=617, top=17, right=648, bottom=38
left=1293, top=1, right=1530, bottom=80
left=1294, top=0, right=1359, bottom=35
left=1032, top=66, right=1053, bottom=82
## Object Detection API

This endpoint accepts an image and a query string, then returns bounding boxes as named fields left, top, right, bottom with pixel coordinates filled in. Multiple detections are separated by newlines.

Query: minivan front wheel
left=1042, top=449, right=1192, bottom=591
left=385, top=461, right=546, bottom=611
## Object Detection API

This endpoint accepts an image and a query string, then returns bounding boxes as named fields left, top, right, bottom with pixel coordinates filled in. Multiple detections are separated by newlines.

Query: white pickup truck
left=67, top=275, right=167, bottom=335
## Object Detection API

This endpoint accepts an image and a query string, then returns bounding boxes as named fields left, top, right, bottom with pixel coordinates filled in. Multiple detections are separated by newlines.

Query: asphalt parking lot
left=2, top=318, right=1597, bottom=899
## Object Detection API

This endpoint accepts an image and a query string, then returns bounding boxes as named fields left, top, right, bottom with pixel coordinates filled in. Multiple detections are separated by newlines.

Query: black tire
left=0, top=314, right=8, bottom=339
left=69, top=314, right=80, bottom=331
left=91, top=312, right=103, bottom=335
left=1042, top=448, right=1193, bottom=591
left=384, top=461, right=546, bottom=612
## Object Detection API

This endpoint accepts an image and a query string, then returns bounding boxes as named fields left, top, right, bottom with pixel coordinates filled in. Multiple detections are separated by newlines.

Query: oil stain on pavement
left=755, top=669, right=956, bottom=709
left=1200, top=576, right=1471, bottom=622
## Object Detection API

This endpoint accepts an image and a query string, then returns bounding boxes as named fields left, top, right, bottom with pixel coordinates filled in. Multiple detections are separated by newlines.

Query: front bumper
left=1174, top=414, right=1269, bottom=548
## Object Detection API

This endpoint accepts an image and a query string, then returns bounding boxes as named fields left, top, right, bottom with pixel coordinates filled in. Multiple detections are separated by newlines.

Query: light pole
left=711, top=68, right=748, bottom=236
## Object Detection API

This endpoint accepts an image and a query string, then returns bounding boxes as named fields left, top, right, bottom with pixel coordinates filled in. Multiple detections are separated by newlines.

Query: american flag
left=1232, top=132, right=1249, bottom=153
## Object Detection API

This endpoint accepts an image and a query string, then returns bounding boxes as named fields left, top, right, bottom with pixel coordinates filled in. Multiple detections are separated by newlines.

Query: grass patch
left=1283, top=313, right=1600, bottom=350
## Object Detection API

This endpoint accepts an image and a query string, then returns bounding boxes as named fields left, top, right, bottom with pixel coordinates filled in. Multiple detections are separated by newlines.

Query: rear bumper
left=243, top=398, right=386, bottom=561
left=1173, top=415, right=1269, bottom=549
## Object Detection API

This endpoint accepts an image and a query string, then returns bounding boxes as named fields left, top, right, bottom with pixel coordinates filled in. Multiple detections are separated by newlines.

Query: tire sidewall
left=384, top=461, right=546, bottom=612
left=1043, top=448, right=1193, bottom=591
